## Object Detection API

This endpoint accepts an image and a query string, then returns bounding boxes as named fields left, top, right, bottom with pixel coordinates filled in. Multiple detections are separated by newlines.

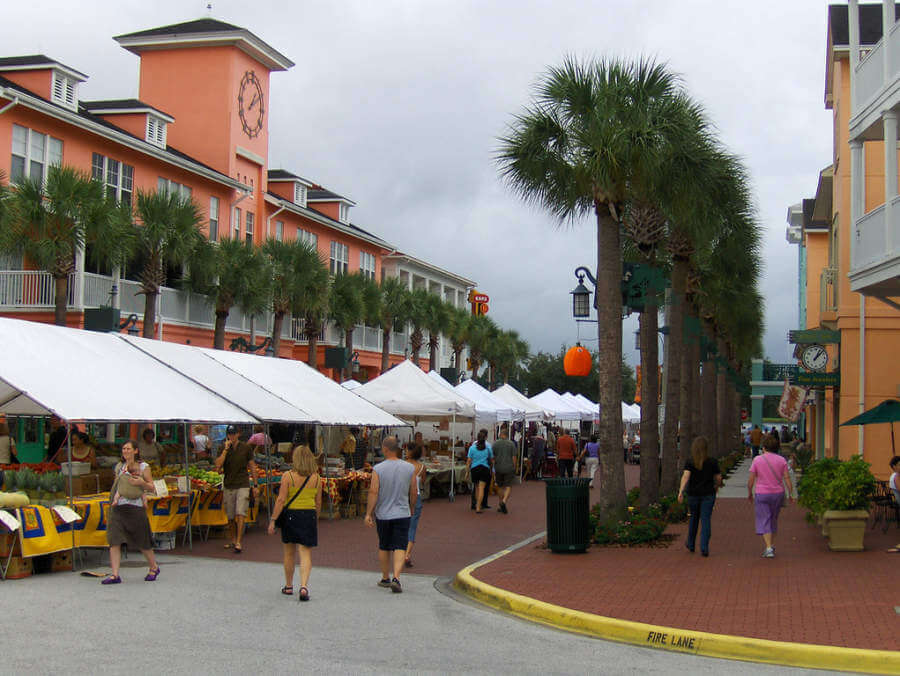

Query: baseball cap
left=226, top=425, right=239, bottom=435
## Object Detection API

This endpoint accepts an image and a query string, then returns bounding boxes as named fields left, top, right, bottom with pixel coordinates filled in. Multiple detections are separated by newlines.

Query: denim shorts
left=376, top=517, right=410, bottom=551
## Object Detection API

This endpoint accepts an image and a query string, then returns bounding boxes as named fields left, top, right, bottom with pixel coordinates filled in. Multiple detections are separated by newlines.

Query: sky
left=2, top=0, right=834, bottom=367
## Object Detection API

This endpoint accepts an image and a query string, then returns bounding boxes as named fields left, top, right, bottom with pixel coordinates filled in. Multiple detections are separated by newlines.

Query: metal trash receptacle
left=545, top=477, right=591, bottom=553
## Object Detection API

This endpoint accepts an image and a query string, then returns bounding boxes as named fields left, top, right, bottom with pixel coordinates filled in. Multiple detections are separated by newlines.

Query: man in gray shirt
left=492, top=427, right=517, bottom=514
left=365, top=436, right=416, bottom=593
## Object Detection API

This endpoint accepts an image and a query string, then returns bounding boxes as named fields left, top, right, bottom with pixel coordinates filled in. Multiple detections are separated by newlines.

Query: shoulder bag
left=274, top=473, right=312, bottom=529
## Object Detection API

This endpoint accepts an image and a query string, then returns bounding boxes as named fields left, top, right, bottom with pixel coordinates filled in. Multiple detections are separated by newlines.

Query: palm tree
left=406, top=287, right=430, bottom=368
left=132, top=189, right=204, bottom=338
left=186, top=238, right=270, bottom=349
left=465, top=314, right=497, bottom=380
left=263, top=238, right=323, bottom=356
left=294, top=254, right=330, bottom=369
left=4, top=165, right=110, bottom=325
left=446, top=305, right=471, bottom=381
left=485, top=329, right=529, bottom=387
left=422, top=292, right=451, bottom=372
left=329, top=271, right=366, bottom=379
left=499, top=57, right=689, bottom=519
left=376, top=276, right=410, bottom=373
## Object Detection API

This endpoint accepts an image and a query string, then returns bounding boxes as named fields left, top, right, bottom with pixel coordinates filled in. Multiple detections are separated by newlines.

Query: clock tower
left=114, top=19, right=293, bottom=196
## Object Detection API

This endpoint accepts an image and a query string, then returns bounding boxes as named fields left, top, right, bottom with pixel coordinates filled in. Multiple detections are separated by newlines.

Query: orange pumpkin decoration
left=564, top=343, right=592, bottom=377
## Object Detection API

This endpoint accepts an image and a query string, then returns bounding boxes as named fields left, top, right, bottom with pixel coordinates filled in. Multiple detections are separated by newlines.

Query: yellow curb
left=454, top=549, right=900, bottom=675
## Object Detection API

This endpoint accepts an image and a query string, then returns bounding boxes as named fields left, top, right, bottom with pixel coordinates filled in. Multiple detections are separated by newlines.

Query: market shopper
left=580, top=434, right=600, bottom=488
left=268, top=445, right=322, bottom=600
left=365, top=436, right=416, bottom=593
left=748, top=435, right=794, bottom=558
left=102, top=440, right=160, bottom=584
left=886, top=457, right=900, bottom=553
left=466, top=429, right=493, bottom=513
left=215, top=425, right=260, bottom=554
left=491, top=428, right=517, bottom=514
left=191, top=426, right=210, bottom=459
left=749, top=425, right=763, bottom=457
left=677, top=436, right=722, bottom=557
left=529, top=433, right=545, bottom=480
left=404, top=445, right=426, bottom=567
left=138, top=428, right=164, bottom=466
left=556, top=429, right=577, bottom=478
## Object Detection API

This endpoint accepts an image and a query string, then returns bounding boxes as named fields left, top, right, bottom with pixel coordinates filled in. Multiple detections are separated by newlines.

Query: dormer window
left=51, top=70, right=77, bottom=110
left=294, top=182, right=307, bottom=207
left=339, top=203, right=350, bottom=224
left=146, top=115, right=167, bottom=148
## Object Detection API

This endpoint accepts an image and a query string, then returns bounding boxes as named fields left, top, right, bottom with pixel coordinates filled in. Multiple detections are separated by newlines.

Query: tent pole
left=182, top=422, right=194, bottom=551
left=265, top=423, right=272, bottom=515
left=66, top=423, right=76, bottom=569
left=449, top=413, right=456, bottom=502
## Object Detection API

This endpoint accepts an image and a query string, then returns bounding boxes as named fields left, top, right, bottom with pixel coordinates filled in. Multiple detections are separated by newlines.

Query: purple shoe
left=101, top=575, right=121, bottom=585
left=144, top=567, right=161, bottom=581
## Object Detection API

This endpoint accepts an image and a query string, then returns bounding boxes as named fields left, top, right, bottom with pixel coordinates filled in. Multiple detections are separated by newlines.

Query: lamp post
left=570, top=266, right=597, bottom=321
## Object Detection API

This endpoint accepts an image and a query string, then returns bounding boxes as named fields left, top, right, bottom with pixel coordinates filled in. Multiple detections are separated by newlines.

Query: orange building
left=0, top=18, right=475, bottom=384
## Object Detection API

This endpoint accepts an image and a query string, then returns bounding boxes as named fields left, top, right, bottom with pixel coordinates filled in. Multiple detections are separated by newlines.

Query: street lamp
left=570, top=266, right=597, bottom=320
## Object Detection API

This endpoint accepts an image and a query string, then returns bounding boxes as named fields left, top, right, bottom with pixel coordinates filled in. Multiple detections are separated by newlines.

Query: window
left=11, top=124, right=63, bottom=184
left=157, top=177, right=191, bottom=198
left=146, top=115, right=167, bottom=148
left=360, top=251, right=376, bottom=280
left=51, top=70, right=77, bottom=110
left=293, top=183, right=307, bottom=207
left=298, top=228, right=318, bottom=250
left=209, top=196, right=220, bottom=242
left=275, top=220, right=284, bottom=242
left=233, top=207, right=241, bottom=240
left=339, top=203, right=350, bottom=223
left=245, top=212, right=254, bottom=244
left=91, top=153, right=134, bottom=206
left=329, top=241, right=349, bottom=275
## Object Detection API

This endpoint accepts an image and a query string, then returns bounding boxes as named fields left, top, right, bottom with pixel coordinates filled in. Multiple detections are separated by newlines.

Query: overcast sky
left=4, top=0, right=834, bottom=367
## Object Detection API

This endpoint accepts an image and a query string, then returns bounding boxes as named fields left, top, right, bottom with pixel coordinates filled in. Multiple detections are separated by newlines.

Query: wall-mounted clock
left=800, top=344, right=829, bottom=372
left=238, top=70, right=265, bottom=139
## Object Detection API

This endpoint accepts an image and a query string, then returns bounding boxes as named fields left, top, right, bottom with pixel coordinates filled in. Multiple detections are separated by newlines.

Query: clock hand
left=249, top=93, right=259, bottom=110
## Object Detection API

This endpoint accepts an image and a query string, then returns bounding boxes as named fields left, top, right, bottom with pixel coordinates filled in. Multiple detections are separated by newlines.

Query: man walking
left=492, top=427, right=517, bottom=513
left=365, top=436, right=416, bottom=593
left=529, top=432, right=546, bottom=480
left=556, top=429, right=577, bottom=478
left=749, top=425, right=763, bottom=458
left=215, top=425, right=259, bottom=554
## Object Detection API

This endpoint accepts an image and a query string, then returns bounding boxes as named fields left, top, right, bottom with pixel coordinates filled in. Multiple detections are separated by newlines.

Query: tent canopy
left=0, top=318, right=256, bottom=423
left=560, top=392, right=596, bottom=421
left=455, top=378, right=521, bottom=422
left=573, top=393, right=600, bottom=416
left=341, top=379, right=362, bottom=390
left=622, top=402, right=640, bottom=422
left=355, top=360, right=476, bottom=421
left=529, top=388, right=583, bottom=421
left=491, top=384, right=549, bottom=421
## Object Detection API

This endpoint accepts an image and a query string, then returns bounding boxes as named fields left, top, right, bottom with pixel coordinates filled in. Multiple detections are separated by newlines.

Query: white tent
left=529, top=388, right=583, bottom=421
left=355, top=360, right=476, bottom=421
left=455, top=379, right=520, bottom=422
left=628, top=403, right=641, bottom=420
left=491, top=384, right=550, bottom=421
left=0, top=318, right=256, bottom=423
left=202, top=348, right=406, bottom=427
left=561, top=392, right=596, bottom=421
left=341, top=379, right=362, bottom=391
left=426, top=369, right=458, bottom=392
left=622, top=402, right=640, bottom=422
left=572, top=393, right=601, bottom=420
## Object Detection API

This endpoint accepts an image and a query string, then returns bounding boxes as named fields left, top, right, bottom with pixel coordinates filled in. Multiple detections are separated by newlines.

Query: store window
left=209, top=196, right=219, bottom=242
left=299, top=228, right=318, bottom=250
left=360, top=251, right=376, bottom=280
left=339, top=203, right=350, bottom=223
left=329, top=241, right=349, bottom=275
left=11, top=124, right=63, bottom=184
left=233, top=207, right=241, bottom=240
left=275, top=220, right=284, bottom=242
left=92, top=153, right=134, bottom=206
left=157, top=177, right=191, bottom=199
left=245, top=212, right=254, bottom=245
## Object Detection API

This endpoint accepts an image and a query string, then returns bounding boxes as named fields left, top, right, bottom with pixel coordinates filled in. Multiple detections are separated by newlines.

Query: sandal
left=101, top=575, right=121, bottom=585
left=887, top=547, right=900, bottom=553
left=224, top=543, right=234, bottom=549
left=233, top=545, right=242, bottom=554
left=281, top=586, right=293, bottom=595
left=144, top=567, right=161, bottom=582
left=299, top=586, right=309, bottom=602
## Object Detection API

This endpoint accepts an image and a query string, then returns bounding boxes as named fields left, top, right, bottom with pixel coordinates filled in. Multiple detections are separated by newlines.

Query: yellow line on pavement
left=454, top=557, right=900, bottom=674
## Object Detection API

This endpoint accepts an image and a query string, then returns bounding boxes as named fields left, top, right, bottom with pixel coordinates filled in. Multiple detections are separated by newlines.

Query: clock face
left=238, top=70, right=265, bottom=139
left=801, top=344, right=828, bottom=372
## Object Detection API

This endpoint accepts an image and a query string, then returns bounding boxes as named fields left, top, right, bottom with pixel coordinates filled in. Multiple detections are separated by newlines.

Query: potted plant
left=821, top=456, right=876, bottom=551
left=797, top=456, right=840, bottom=533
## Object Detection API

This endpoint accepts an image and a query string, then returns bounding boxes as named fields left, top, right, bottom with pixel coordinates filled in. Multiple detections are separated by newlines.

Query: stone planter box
left=823, top=510, right=869, bottom=551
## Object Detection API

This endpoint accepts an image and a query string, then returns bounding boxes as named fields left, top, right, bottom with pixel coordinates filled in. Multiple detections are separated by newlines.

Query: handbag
left=112, top=463, right=145, bottom=500
left=274, top=473, right=311, bottom=529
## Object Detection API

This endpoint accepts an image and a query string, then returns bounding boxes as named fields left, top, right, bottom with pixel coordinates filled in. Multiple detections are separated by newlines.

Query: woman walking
left=579, top=434, right=600, bottom=488
left=677, top=436, right=722, bottom=557
left=268, top=445, right=322, bottom=601
left=404, top=445, right=426, bottom=567
left=466, top=429, right=493, bottom=514
left=748, top=435, right=794, bottom=558
left=102, top=440, right=160, bottom=584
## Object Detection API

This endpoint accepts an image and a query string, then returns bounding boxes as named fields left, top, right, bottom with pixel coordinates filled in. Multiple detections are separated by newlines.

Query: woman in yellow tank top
left=268, top=445, right=322, bottom=601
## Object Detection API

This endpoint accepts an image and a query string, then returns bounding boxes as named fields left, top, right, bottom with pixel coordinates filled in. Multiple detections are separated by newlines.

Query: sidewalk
left=457, top=459, right=900, bottom=672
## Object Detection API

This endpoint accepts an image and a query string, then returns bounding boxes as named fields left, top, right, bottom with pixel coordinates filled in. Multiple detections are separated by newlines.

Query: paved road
left=6, top=554, right=832, bottom=675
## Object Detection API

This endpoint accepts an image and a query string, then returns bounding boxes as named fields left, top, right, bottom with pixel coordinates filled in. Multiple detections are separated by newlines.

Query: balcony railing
left=854, top=39, right=885, bottom=110
left=853, top=197, right=900, bottom=273
left=820, top=266, right=838, bottom=315
left=0, top=270, right=76, bottom=307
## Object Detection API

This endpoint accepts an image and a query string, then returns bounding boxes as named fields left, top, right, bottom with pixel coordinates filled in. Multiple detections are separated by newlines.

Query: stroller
left=540, top=452, right=559, bottom=478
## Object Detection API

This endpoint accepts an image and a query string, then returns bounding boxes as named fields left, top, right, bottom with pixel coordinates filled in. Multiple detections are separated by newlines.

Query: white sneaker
left=762, top=547, right=775, bottom=558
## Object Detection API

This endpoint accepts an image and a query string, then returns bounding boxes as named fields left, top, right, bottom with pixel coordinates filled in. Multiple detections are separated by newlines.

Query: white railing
left=820, top=267, right=838, bottom=314
left=854, top=202, right=888, bottom=271
left=0, top=270, right=75, bottom=308
left=854, top=38, right=885, bottom=111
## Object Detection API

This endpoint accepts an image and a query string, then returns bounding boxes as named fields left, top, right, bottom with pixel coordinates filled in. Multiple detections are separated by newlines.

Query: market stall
left=528, top=388, right=584, bottom=424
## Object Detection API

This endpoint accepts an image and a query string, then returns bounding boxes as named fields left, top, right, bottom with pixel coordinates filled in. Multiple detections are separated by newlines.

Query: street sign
left=763, top=363, right=799, bottom=382
left=621, top=262, right=667, bottom=313
left=472, top=293, right=489, bottom=303
left=789, top=329, right=840, bottom=344
left=795, top=371, right=840, bottom=387
left=479, top=302, right=489, bottom=314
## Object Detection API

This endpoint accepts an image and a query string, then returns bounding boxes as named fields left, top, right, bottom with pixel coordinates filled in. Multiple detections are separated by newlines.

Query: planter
left=823, top=510, right=868, bottom=551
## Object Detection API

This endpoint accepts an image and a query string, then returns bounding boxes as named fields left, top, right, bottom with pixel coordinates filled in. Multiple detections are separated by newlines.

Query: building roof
left=0, top=54, right=87, bottom=80
left=267, top=168, right=313, bottom=185
left=82, top=98, right=174, bottom=121
left=382, top=252, right=477, bottom=288
left=265, top=191, right=392, bottom=249
left=114, top=18, right=294, bottom=72
left=307, top=188, right=355, bottom=205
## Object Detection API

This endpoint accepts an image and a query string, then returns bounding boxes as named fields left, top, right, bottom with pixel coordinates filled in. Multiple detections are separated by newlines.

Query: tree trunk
left=381, top=328, right=391, bottom=373
left=271, top=311, right=284, bottom=356
left=716, top=337, right=729, bottom=457
left=429, top=338, right=438, bottom=373
left=453, top=348, right=463, bottom=381
left=213, top=308, right=228, bottom=349
left=700, top=321, right=716, bottom=449
left=344, top=329, right=354, bottom=380
left=660, top=260, right=686, bottom=495
left=307, top=333, right=318, bottom=368
left=142, top=290, right=157, bottom=338
left=594, top=203, right=625, bottom=521
left=638, top=306, right=660, bottom=509
left=678, top=332, right=693, bottom=469
left=410, top=329, right=422, bottom=367
left=688, top=310, right=702, bottom=457
left=54, top=274, right=68, bottom=326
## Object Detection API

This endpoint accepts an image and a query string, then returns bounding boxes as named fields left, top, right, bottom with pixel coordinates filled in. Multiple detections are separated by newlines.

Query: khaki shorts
left=223, top=487, right=250, bottom=520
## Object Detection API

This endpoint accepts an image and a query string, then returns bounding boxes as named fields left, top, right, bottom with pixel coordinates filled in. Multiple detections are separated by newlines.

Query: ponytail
left=476, top=428, right=488, bottom=451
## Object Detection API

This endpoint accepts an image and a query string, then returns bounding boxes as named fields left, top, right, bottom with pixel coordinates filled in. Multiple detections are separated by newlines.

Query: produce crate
left=60, top=462, right=91, bottom=476
left=5, top=555, right=32, bottom=579
left=152, top=532, right=177, bottom=551
left=69, top=474, right=100, bottom=496
left=52, top=550, right=73, bottom=572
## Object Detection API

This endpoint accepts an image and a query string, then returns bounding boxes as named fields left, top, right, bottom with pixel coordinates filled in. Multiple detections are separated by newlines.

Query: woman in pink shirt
left=748, top=435, right=794, bottom=558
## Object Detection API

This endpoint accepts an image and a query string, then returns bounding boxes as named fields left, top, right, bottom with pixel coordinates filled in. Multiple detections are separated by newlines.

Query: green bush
left=626, top=486, right=641, bottom=508
left=797, top=457, right=841, bottom=523
left=823, top=455, right=875, bottom=511
left=593, top=510, right=667, bottom=545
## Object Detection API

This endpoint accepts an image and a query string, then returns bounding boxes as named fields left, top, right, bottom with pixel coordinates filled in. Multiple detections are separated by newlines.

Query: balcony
left=820, top=266, right=838, bottom=324
left=850, top=20, right=900, bottom=138
left=850, top=197, right=900, bottom=296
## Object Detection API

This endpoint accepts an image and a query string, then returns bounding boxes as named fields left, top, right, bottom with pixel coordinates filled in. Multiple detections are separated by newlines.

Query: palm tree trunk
left=271, top=311, right=285, bottom=356
left=678, top=332, right=694, bottom=469
left=429, top=338, right=438, bottom=373
left=213, top=309, right=228, bottom=349
left=688, top=308, right=702, bottom=456
left=700, top=321, right=717, bottom=449
left=638, top=305, right=660, bottom=509
left=381, top=328, right=392, bottom=373
left=594, top=203, right=625, bottom=520
left=660, top=260, right=686, bottom=495
left=307, top=333, right=318, bottom=368
left=142, top=291, right=157, bottom=338
left=54, top=275, right=68, bottom=326
left=453, top=348, right=463, bottom=379
left=344, top=329, right=354, bottom=380
left=716, top=337, right=728, bottom=457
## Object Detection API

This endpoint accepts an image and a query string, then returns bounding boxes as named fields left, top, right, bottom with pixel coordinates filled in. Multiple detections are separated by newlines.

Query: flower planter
left=823, top=510, right=868, bottom=551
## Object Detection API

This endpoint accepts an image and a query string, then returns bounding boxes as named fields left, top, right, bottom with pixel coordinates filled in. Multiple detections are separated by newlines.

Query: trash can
left=545, top=477, right=591, bottom=553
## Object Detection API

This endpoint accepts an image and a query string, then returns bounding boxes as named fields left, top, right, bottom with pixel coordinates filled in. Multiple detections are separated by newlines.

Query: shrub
left=797, top=457, right=841, bottom=523
left=626, top=486, right=641, bottom=508
left=824, top=455, right=875, bottom=511
left=593, top=510, right=667, bottom=545
left=658, top=493, right=688, bottom=522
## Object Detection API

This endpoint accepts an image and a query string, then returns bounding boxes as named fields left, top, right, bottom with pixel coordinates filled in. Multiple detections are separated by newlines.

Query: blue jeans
left=686, top=494, right=716, bottom=553
left=407, top=495, right=424, bottom=543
